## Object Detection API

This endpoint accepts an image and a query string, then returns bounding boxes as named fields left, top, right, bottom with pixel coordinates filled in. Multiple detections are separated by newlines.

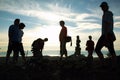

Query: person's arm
left=64, top=26, right=67, bottom=38
left=86, top=41, right=88, bottom=46
left=8, top=25, right=13, bottom=42
left=59, top=29, right=62, bottom=42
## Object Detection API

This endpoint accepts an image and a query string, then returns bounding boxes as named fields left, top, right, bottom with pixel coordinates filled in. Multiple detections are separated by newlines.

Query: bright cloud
left=115, top=22, right=120, bottom=27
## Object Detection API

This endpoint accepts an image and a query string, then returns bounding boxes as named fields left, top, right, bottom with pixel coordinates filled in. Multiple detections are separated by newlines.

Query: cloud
left=0, top=0, right=120, bottom=51
left=0, top=0, right=99, bottom=25
left=115, top=22, right=120, bottom=27
left=0, top=0, right=72, bottom=22
left=114, top=16, right=120, bottom=28
left=115, top=16, right=120, bottom=20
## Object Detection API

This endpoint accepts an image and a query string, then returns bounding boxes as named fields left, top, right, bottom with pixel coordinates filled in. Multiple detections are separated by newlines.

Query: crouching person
left=31, top=38, right=48, bottom=60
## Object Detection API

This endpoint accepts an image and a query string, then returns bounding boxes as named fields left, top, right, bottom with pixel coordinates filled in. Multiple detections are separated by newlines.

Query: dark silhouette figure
left=18, top=23, right=26, bottom=63
left=6, top=19, right=20, bottom=64
left=95, top=2, right=117, bottom=65
left=59, top=20, right=67, bottom=60
left=12, top=23, right=26, bottom=63
left=31, top=38, right=48, bottom=59
left=86, top=35, right=94, bottom=65
left=74, top=35, right=81, bottom=56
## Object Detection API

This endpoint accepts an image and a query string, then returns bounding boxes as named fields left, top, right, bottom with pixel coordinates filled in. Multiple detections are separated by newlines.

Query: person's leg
left=64, top=49, right=67, bottom=59
left=6, top=42, right=13, bottom=64
left=87, top=50, right=93, bottom=65
left=95, top=36, right=104, bottom=63
left=60, top=40, right=67, bottom=60
left=88, top=50, right=93, bottom=57
left=107, top=42, right=117, bottom=66
left=19, top=43, right=26, bottom=63
left=60, top=42, right=63, bottom=60
left=88, top=50, right=93, bottom=60
left=12, top=42, right=19, bottom=64
left=64, top=42, right=67, bottom=58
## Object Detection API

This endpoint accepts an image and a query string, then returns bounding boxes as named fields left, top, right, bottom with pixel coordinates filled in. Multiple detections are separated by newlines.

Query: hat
left=100, top=2, right=108, bottom=7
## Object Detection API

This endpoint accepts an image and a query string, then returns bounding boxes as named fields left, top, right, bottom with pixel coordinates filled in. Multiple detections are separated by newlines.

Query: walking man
left=95, top=2, right=117, bottom=65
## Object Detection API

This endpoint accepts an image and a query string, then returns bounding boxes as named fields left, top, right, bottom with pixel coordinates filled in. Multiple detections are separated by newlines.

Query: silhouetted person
left=17, top=23, right=26, bottom=63
left=59, top=20, right=67, bottom=60
left=6, top=19, right=20, bottom=64
left=31, top=38, right=48, bottom=59
left=95, top=2, right=117, bottom=65
left=12, top=23, right=26, bottom=64
left=86, top=35, right=94, bottom=65
left=74, top=35, right=81, bottom=56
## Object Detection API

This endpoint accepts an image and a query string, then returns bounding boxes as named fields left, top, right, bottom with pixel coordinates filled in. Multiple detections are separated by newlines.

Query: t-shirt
left=32, top=38, right=44, bottom=50
left=86, top=40, right=94, bottom=50
left=102, top=11, right=113, bottom=35
left=8, top=24, right=19, bottom=42
left=59, top=26, right=67, bottom=42
left=18, top=29, right=24, bottom=43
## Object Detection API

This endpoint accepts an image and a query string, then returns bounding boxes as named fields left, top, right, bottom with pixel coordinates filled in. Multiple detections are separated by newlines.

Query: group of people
left=6, top=19, right=26, bottom=64
left=59, top=2, right=117, bottom=66
left=6, top=2, right=117, bottom=66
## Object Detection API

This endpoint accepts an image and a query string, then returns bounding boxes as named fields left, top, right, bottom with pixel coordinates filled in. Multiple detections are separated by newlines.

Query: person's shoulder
left=91, top=40, right=94, bottom=43
left=9, top=24, right=14, bottom=29
left=86, top=40, right=89, bottom=42
left=106, top=11, right=113, bottom=16
left=37, top=38, right=44, bottom=42
left=63, top=26, right=67, bottom=29
left=9, top=24, right=14, bottom=27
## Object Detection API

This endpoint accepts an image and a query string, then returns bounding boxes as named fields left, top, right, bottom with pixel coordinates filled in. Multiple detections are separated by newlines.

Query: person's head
left=77, top=35, right=79, bottom=39
left=59, top=20, right=65, bottom=27
left=89, top=35, right=92, bottom=40
left=44, top=38, right=48, bottom=42
left=100, top=2, right=109, bottom=12
left=19, top=23, right=25, bottom=29
left=14, top=18, right=20, bottom=25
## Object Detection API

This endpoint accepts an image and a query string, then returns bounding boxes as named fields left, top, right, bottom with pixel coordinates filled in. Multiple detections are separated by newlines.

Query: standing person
left=95, top=2, right=117, bottom=65
left=86, top=35, right=94, bottom=65
left=16, top=23, right=26, bottom=63
left=6, top=19, right=20, bottom=64
left=59, top=20, right=67, bottom=60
